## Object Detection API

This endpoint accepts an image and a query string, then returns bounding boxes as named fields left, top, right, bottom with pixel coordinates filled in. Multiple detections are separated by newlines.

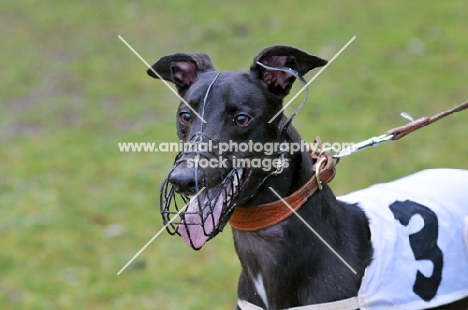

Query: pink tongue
left=179, top=189, right=224, bottom=249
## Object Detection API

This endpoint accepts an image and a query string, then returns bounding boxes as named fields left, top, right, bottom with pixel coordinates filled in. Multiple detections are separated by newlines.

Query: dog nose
left=168, top=169, right=199, bottom=195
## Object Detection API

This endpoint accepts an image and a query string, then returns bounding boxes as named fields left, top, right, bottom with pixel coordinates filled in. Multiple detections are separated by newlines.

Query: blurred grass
left=0, top=0, right=467, bottom=309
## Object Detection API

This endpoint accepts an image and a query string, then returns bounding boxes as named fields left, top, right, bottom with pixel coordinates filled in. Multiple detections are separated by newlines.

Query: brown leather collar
left=229, top=148, right=336, bottom=232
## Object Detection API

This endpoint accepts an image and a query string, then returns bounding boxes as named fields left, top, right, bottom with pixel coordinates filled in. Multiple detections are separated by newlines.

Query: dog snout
left=169, top=168, right=200, bottom=196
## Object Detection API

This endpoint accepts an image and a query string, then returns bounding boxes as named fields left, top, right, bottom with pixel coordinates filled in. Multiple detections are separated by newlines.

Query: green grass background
left=1, top=1, right=467, bottom=309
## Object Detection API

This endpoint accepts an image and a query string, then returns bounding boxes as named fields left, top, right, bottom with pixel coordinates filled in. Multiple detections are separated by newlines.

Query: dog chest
left=338, top=168, right=468, bottom=309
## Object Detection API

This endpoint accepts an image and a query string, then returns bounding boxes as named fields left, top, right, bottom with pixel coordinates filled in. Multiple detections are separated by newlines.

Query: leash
left=332, top=101, right=468, bottom=159
left=254, top=62, right=468, bottom=164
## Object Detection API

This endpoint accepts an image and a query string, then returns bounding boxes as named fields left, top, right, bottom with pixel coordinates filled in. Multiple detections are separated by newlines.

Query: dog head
left=148, top=45, right=327, bottom=249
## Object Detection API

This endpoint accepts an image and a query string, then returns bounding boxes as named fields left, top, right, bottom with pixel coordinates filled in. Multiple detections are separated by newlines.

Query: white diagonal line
left=117, top=187, right=206, bottom=275
left=268, top=187, right=357, bottom=274
left=118, top=35, right=207, bottom=123
left=268, top=36, right=357, bottom=123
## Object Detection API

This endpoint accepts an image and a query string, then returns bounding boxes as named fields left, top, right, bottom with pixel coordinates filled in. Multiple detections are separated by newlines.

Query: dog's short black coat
left=148, top=46, right=468, bottom=310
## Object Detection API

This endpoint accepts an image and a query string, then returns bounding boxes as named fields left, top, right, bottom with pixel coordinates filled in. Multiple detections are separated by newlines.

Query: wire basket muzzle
left=160, top=149, right=244, bottom=250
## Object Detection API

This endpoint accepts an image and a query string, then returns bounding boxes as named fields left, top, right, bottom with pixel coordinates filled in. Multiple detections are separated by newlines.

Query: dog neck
left=231, top=126, right=373, bottom=309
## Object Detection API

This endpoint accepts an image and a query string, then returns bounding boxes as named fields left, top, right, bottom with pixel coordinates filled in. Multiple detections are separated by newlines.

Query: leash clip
left=314, top=156, right=328, bottom=190
left=333, top=134, right=394, bottom=159
left=311, top=136, right=335, bottom=191
left=333, top=101, right=468, bottom=159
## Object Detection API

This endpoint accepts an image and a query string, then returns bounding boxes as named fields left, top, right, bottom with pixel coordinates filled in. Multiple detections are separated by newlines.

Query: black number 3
left=389, top=200, right=443, bottom=301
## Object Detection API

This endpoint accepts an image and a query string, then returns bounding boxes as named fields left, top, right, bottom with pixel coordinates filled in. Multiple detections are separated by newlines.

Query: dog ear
left=251, top=45, right=328, bottom=98
left=147, top=53, right=215, bottom=93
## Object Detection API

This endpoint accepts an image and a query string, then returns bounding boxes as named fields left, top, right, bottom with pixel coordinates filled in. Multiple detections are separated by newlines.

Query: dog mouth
left=160, top=167, right=251, bottom=250
left=179, top=168, right=245, bottom=248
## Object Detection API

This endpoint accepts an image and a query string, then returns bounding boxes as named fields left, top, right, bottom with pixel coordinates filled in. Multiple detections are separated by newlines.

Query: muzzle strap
left=255, top=61, right=309, bottom=144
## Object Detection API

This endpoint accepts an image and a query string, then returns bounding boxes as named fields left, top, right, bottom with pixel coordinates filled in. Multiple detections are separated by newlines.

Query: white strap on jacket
left=238, top=296, right=359, bottom=310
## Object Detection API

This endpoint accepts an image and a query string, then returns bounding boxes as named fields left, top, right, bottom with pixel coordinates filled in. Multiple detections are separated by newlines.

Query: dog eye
left=179, top=112, right=191, bottom=124
left=233, top=114, right=251, bottom=126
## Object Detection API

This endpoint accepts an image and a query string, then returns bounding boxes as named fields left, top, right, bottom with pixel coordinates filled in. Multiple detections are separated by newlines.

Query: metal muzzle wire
left=160, top=133, right=244, bottom=249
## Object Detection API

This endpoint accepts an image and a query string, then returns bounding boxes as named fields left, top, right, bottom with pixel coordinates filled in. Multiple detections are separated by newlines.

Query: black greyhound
left=148, top=46, right=468, bottom=309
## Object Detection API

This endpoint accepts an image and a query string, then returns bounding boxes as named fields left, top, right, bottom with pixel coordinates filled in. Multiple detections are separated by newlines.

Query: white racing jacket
left=338, top=169, right=468, bottom=309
